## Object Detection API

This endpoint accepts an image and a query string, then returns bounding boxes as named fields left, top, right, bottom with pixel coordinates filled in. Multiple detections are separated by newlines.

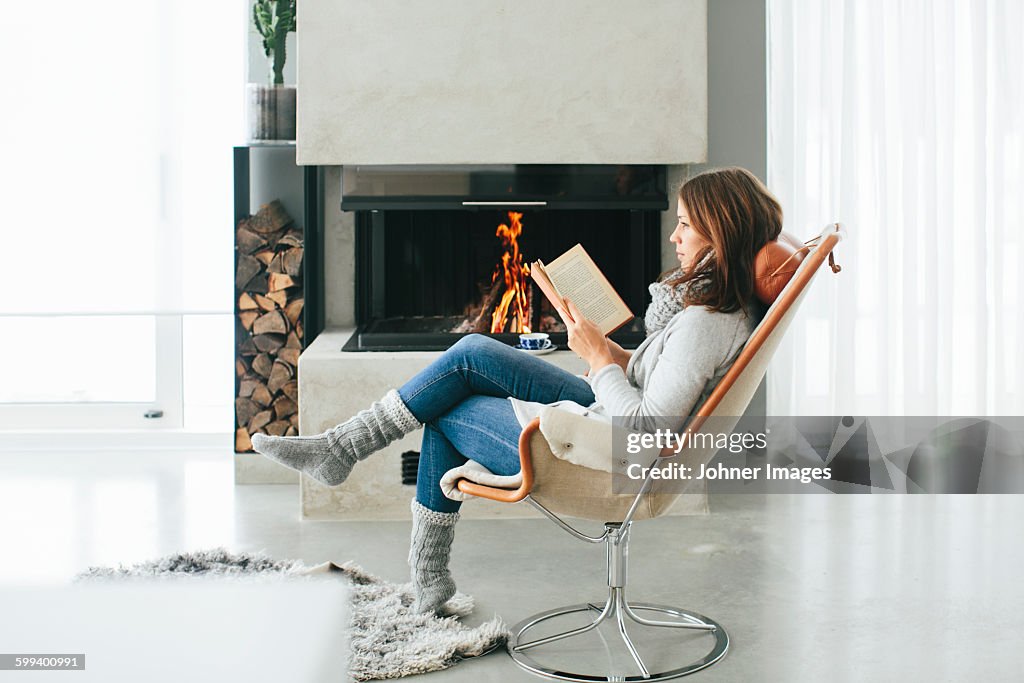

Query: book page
left=543, top=244, right=632, bottom=334
left=530, top=261, right=570, bottom=319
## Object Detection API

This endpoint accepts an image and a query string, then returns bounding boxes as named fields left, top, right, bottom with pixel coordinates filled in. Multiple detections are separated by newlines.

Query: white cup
left=518, top=332, right=551, bottom=350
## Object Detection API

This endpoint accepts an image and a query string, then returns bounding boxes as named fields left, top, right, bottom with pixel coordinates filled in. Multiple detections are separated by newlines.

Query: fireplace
left=341, top=165, right=667, bottom=351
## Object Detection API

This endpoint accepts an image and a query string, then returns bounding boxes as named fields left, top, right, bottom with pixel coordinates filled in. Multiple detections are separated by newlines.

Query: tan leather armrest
left=455, top=418, right=537, bottom=503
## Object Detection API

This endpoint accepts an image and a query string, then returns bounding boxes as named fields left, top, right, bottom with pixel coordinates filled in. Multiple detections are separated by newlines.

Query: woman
left=252, top=166, right=783, bottom=615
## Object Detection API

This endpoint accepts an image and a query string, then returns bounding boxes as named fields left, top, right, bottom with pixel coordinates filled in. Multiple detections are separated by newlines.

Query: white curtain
left=767, top=0, right=1023, bottom=416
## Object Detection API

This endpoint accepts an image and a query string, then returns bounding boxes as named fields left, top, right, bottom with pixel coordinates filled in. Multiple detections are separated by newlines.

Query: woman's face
left=669, top=200, right=710, bottom=271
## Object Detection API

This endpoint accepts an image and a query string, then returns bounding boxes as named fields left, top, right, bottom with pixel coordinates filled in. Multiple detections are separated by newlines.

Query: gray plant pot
left=246, top=84, right=297, bottom=142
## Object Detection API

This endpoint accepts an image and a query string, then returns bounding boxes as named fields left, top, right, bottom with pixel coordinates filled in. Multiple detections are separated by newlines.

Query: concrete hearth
left=296, top=328, right=709, bottom=520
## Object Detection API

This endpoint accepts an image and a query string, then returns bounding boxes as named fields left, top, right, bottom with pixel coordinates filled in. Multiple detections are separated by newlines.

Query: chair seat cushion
left=537, top=406, right=618, bottom=472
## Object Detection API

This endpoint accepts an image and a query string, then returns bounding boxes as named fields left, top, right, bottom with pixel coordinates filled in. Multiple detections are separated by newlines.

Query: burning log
left=464, top=279, right=506, bottom=333
left=490, top=212, right=531, bottom=333
left=450, top=211, right=536, bottom=335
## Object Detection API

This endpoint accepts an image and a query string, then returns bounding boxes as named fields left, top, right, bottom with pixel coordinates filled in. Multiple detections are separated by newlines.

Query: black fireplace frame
left=342, top=165, right=668, bottom=352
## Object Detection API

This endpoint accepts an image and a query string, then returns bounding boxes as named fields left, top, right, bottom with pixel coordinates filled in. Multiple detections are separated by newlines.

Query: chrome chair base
left=505, top=514, right=729, bottom=682
left=507, top=589, right=728, bottom=682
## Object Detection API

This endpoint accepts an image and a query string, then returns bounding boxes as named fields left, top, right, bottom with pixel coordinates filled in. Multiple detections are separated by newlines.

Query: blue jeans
left=397, top=334, right=596, bottom=513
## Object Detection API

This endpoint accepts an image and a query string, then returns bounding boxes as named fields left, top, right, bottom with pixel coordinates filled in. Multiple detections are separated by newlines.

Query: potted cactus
left=247, top=0, right=297, bottom=141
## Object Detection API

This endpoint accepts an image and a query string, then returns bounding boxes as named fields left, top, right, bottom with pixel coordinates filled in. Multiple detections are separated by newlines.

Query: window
left=0, top=1, right=244, bottom=431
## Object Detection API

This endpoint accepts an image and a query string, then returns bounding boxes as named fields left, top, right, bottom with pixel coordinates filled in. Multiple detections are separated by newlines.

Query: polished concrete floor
left=1, top=447, right=1022, bottom=682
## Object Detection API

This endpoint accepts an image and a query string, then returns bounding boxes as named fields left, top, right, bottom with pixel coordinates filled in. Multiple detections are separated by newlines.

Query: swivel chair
left=452, top=224, right=845, bottom=682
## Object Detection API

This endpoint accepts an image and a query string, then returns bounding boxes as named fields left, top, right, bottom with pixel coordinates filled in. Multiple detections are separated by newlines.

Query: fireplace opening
left=342, top=165, right=666, bottom=351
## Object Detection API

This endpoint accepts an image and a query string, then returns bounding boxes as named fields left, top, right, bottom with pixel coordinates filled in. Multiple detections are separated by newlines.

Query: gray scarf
left=644, top=268, right=711, bottom=335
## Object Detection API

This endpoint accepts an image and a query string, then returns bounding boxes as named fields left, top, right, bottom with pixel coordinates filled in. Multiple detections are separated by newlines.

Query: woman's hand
left=606, top=338, right=633, bottom=373
left=581, top=338, right=631, bottom=376
left=562, top=298, right=615, bottom=373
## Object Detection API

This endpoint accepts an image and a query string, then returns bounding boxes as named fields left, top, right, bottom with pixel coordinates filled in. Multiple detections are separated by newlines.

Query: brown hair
left=666, top=167, right=783, bottom=313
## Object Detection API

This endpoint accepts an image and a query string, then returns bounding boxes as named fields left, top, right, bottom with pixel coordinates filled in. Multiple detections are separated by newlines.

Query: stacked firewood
left=234, top=199, right=304, bottom=452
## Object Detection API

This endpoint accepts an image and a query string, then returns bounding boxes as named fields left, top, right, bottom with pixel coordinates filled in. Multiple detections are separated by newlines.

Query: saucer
left=514, top=342, right=557, bottom=356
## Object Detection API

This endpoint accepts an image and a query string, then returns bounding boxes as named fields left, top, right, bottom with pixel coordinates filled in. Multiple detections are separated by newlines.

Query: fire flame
left=490, top=211, right=531, bottom=333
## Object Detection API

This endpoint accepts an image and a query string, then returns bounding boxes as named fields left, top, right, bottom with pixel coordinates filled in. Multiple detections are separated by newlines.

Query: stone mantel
left=297, top=0, right=707, bottom=165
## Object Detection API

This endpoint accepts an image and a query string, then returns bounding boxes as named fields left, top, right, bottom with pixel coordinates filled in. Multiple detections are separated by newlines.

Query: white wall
left=660, top=0, right=769, bottom=273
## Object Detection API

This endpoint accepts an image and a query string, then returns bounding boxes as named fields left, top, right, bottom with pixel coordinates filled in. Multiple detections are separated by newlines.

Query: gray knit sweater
left=509, top=303, right=761, bottom=434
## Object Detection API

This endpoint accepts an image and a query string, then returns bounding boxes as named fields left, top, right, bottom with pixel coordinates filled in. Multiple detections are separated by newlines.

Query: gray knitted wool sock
left=408, top=499, right=459, bottom=615
left=250, top=389, right=421, bottom=487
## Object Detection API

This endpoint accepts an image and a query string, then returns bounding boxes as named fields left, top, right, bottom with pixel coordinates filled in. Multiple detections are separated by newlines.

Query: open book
left=530, top=243, right=633, bottom=336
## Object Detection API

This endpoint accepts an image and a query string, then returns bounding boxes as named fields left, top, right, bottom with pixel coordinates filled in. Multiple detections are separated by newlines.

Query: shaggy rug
left=73, top=547, right=509, bottom=681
